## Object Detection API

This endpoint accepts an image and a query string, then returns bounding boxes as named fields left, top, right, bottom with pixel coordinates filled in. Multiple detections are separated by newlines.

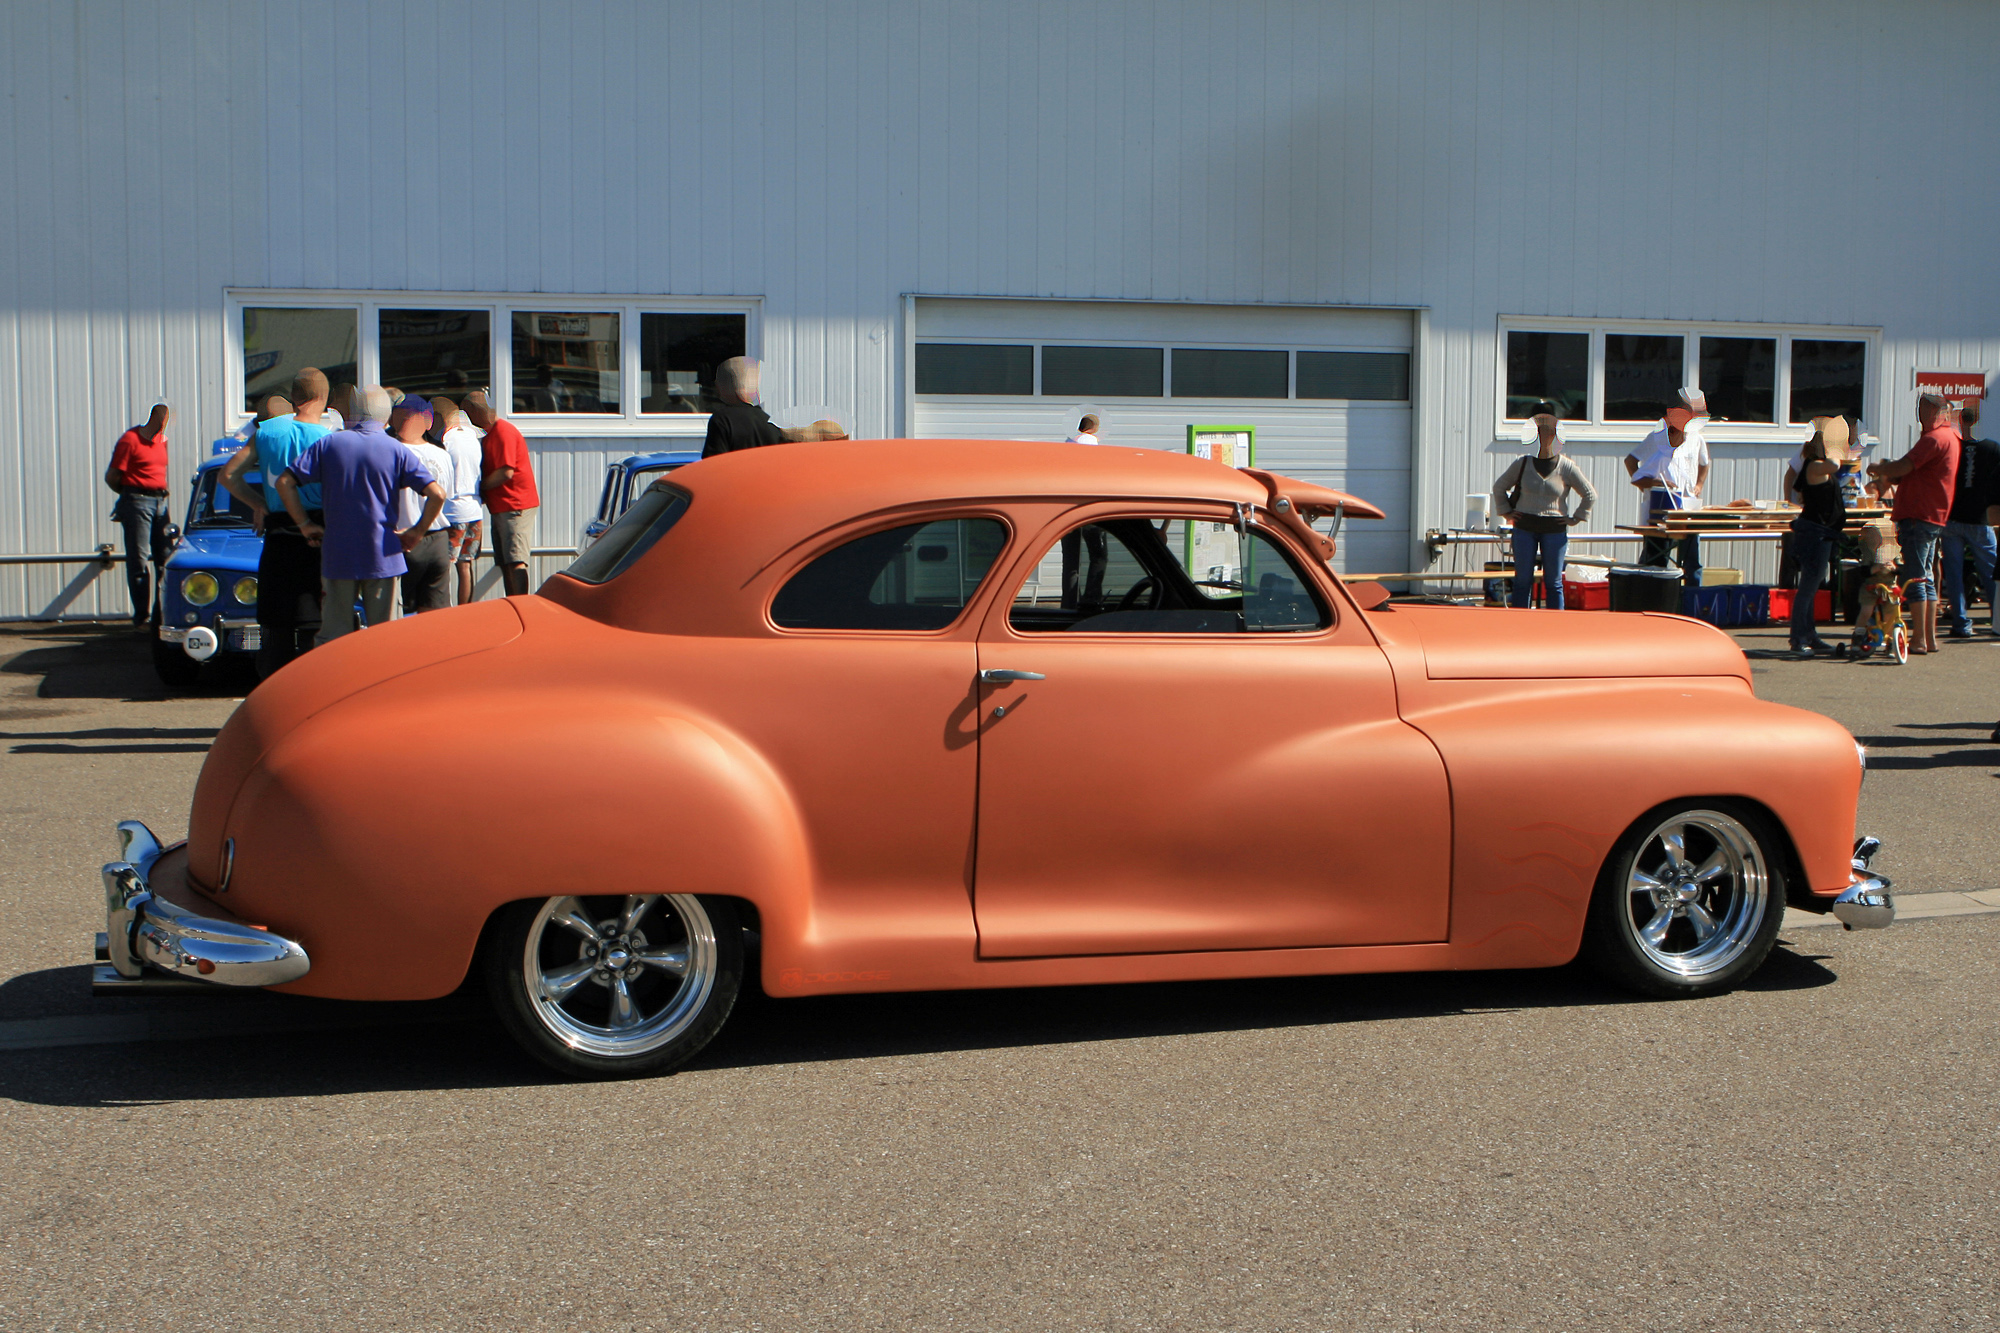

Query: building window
left=1789, top=339, right=1868, bottom=423
left=1698, top=337, right=1777, bottom=423
left=1170, top=349, right=1288, bottom=398
left=1041, top=346, right=1164, bottom=398
left=1603, top=334, right=1684, bottom=421
left=640, top=313, right=747, bottom=413
left=511, top=311, right=620, bottom=413
left=379, top=309, right=492, bottom=401
left=915, top=343, right=1033, bottom=395
left=1504, top=331, right=1589, bottom=420
left=241, top=307, right=358, bottom=412
left=1297, top=351, right=1409, bottom=401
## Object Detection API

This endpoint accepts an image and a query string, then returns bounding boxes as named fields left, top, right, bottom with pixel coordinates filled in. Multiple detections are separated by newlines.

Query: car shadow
left=0, top=945, right=1837, bottom=1108
left=0, top=625, right=250, bottom=701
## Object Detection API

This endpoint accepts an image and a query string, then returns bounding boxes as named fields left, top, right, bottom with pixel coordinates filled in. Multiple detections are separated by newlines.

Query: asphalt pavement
left=1, top=619, right=1995, bottom=1331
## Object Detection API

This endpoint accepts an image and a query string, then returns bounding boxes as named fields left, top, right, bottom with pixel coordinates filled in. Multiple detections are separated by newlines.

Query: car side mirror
left=163, top=523, right=182, bottom=549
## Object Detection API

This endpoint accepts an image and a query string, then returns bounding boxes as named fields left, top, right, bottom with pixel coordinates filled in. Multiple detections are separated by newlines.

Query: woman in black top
left=1789, top=422, right=1848, bottom=657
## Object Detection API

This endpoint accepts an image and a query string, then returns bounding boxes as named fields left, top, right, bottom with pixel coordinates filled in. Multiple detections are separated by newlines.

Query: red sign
left=1914, top=370, right=1987, bottom=403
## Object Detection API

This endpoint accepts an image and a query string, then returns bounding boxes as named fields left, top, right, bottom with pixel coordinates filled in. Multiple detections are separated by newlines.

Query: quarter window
left=772, top=518, right=1009, bottom=631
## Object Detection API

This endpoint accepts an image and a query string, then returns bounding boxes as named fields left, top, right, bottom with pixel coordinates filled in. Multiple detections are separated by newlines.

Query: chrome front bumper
left=96, top=820, right=309, bottom=993
left=1830, top=835, right=1894, bottom=931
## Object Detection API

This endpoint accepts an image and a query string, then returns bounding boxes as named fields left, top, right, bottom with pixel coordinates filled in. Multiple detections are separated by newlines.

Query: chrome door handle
left=978, top=668, right=1046, bottom=684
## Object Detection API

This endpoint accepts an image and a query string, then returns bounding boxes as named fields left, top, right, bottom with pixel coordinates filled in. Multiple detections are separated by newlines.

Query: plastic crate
left=1766, top=588, right=1833, bottom=623
left=1680, top=584, right=1772, bottom=627
left=1562, top=579, right=1610, bottom=610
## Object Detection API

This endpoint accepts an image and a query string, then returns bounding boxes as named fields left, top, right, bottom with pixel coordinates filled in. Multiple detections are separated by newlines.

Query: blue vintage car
left=579, top=448, right=702, bottom=551
left=152, top=441, right=270, bottom=686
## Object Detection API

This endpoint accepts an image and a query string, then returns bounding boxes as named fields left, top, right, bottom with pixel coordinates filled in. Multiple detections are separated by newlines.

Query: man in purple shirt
left=275, top=386, right=447, bottom=644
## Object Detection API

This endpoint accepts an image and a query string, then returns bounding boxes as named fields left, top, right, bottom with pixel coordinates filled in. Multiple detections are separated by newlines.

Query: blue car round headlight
left=182, top=572, right=219, bottom=606
left=233, top=576, right=258, bottom=606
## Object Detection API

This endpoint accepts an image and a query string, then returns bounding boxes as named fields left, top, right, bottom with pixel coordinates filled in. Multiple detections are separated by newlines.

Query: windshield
left=188, top=467, right=260, bottom=529
left=564, top=483, right=692, bottom=584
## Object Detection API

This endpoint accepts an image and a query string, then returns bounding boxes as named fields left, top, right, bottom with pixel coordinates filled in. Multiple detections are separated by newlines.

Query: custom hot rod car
left=93, top=440, right=1895, bottom=1078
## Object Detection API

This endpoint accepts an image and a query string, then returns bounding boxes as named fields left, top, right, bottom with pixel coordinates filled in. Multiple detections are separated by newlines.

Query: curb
left=1784, top=888, right=2000, bottom=931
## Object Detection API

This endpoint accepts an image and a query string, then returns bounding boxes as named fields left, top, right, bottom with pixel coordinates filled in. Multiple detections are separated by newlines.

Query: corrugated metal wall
left=4, top=0, right=1997, bottom=617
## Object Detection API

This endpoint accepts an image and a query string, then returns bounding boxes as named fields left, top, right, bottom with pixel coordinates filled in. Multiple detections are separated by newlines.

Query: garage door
left=911, top=298, right=1413, bottom=577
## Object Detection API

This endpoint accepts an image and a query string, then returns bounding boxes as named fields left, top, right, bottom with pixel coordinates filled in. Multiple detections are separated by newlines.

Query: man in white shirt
left=1060, top=415, right=1107, bottom=604
left=1625, top=393, right=1711, bottom=583
left=1065, top=413, right=1101, bottom=446
left=430, top=396, right=487, bottom=605
left=390, top=397, right=457, bottom=614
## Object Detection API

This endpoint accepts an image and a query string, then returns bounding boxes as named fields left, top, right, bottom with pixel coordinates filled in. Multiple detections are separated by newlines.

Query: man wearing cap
left=1870, top=393, right=1962, bottom=654
left=103, top=403, right=173, bottom=625
left=1625, top=391, right=1711, bottom=583
left=388, top=396, right=456, bottom=614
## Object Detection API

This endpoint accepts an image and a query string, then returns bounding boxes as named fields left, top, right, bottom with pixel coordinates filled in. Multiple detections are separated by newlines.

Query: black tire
left=151, top=637, right=202, bottom=688
left=1581, top=799, right=1787, bottom=998
left=483, top=893, right=743, bottom=1079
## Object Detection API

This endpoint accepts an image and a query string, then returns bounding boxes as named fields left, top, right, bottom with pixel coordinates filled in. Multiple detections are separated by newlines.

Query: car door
left=972, top=506, right=1452, bottom=958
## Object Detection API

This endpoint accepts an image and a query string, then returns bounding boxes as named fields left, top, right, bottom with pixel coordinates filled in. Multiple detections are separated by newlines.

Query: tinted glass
left=772, top=518, right=1008, bottom=630
left=1040, top=346, right=1163, bottom=397
left=640, top=313, right=747, bottom=413
left=379, top=309, right=491, bottom=401
left=242, top=307, right=358, bottom=413
left=1297, top=351, right=1410, bottom=401
left=1789, top=340, right=1867, bottom=423
left=1011, top=518, right=1327, bottom=634
left=1505, top=332, right=1588, bottom=419
left=1697, top=337, right=1776, bottom=423
left=1603, top=334, right=1685, bottom=421
left=915, top=344, right=1033, bottom=395
left=1171, top=349, right=1288, bottom=398
left=512, top=312, right=619, bottom=413
left=563, top=485, right=691, bottom=584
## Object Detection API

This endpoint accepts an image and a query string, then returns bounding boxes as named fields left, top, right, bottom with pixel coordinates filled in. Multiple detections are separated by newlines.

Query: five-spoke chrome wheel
left=486, top=893, right=743, bottom=1078
left=1584, top=801, right=1786, bottom=997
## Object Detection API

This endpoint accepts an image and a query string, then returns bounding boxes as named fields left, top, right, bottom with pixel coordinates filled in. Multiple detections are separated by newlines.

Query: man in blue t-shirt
left=275, top=385, right=447, bottom=645
left=221, top=368, right=335, bottom=675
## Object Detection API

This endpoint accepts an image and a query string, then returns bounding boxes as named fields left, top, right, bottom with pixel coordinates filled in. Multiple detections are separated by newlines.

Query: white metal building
left=3, top=0, right=1997, bottom=618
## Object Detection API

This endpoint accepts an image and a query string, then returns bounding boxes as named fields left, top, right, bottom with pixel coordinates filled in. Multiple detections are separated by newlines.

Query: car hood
left=1366, top=604, right=1751, bottom=682
left=185, top=599, right=526, bottom=890
left=166, top=527, right=262, bottom=574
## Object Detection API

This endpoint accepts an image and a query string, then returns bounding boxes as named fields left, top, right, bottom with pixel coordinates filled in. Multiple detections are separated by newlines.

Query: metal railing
left=0, top=545, right=117, bottom=567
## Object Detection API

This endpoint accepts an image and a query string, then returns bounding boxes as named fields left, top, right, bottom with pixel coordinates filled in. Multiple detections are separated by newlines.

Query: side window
left=772, top=517, right=1009, bottom=631
left=1010, top=517, right=1329, bottom=634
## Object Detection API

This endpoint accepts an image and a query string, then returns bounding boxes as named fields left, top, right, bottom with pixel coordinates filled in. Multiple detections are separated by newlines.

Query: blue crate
left=1680, top=584, right=1771, bottom=627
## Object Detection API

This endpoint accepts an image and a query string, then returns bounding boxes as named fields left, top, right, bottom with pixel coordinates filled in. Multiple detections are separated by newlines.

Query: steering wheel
left=1118, top=577, right=1161, bottom=611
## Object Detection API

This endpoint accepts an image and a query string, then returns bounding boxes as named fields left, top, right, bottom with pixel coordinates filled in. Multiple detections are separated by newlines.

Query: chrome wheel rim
left=522, top=894, right=718, bottom=1057
left=1622, top=810, right=1769, bottom=978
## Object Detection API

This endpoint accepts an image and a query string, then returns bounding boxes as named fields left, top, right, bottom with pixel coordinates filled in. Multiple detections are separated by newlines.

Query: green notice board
left=1185, top=425, right=1256, bottom=583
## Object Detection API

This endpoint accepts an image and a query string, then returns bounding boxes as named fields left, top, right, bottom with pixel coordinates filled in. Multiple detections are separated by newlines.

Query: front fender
left=220, top=685, right=811, bottom=1001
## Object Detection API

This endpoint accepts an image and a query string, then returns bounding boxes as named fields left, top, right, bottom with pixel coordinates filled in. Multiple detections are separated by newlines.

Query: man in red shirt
left=464, top=391, right=539, bottom=596
left=102, top=403, right=173, bottom=625
left=1870, top=393, right=1962, bottom=654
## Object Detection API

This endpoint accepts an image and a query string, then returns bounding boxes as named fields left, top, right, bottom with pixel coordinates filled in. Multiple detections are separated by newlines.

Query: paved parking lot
left=1, top=619, right=1995, bottom=1330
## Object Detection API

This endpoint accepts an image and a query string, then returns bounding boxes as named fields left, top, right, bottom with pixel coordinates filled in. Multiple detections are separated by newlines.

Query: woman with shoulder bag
left=1788, top=417, right=1849, bottom=658
left=1492, top=402, right=1598, bottom=608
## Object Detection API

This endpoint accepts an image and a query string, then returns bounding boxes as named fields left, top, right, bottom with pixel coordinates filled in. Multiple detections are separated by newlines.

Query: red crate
left=1562, top=579, right=1610, bottom=610
left=1767, top=588, right=1833, bottom=623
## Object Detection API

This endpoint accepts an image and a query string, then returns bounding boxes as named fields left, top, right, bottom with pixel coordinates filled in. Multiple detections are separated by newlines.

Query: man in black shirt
left=1942, top=396, right=1999, bottom=637
left=701, top=357, right=847, bottom=457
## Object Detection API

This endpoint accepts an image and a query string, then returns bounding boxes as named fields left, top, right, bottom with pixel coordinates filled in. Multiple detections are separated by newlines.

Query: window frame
left=1495, top=315, right=1880, bottom=442
left=911, top=339, right=1412, bottom=403
left=764, top=509, right=1016, bottom=637
left=226, top=289, right=760, bottom=438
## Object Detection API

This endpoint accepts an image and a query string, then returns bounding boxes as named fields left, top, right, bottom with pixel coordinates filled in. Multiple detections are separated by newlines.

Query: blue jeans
left=1897, top=519, right=1944, bottom=603
left=1510, top=527, right=1569, bottom=608
left=1788, top=519, right=1839, bottom=648
left=113, top=492, right=171, bottom=623
left=1940, top=519, right=1997, bottom=631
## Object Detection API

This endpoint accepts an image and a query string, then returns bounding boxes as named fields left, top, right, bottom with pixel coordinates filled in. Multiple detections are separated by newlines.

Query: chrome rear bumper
left=1831, top=835, right=1894, bottom=931
left=96, top=820, right=309, bottom=993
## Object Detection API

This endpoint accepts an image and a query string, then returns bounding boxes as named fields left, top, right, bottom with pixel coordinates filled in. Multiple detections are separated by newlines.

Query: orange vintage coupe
left=94, top=440, right=1894, bottom=1077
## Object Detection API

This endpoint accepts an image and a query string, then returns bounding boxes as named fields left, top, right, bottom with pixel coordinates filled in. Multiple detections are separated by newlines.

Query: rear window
left=563, top=483, right=691, bottom=584
left=772, top=517, right=1008, bottom=630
